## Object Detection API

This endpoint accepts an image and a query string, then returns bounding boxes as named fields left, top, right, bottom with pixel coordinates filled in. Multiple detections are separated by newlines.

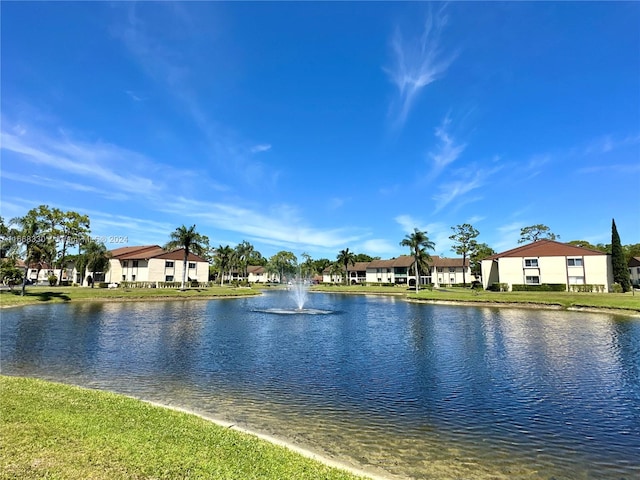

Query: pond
left=2, top=291, right=639, bottom=479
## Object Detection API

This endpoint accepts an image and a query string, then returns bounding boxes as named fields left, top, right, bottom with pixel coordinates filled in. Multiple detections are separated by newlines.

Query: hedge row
left=511, top=283, right=567, bottom=292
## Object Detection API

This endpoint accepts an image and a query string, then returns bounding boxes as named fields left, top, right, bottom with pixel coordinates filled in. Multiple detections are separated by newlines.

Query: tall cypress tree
left=611, top=219, right=631, bottom=292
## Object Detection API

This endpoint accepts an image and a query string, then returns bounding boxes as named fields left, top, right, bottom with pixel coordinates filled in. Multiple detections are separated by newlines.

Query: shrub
left=611, top=283, right=623, bottom=293
left=569, top=284, right=606, bottom=293
left=48, top=275, right=58, bottom=286
left=512, top=284, right=566, bottom=292
left=489, top=283, right=509, bottom=292
left=97, top=282, right=109, bottom=289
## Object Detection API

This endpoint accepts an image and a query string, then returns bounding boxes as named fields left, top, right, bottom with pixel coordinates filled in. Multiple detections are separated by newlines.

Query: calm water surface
left=2, top=291, right=639, bottom=479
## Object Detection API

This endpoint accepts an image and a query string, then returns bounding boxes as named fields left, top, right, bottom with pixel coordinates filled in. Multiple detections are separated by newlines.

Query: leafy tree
left=269, top=251, right=298, bottom=282
left=164, top=225, right=210, bottom=290
left=336, top=248, right=356, bottom=285
left=300, top=252, right=315, bottom=278
left=247, top=250, right=267, bottom=267
left=469, top=243, right=496, bottom=282
left=83, top=240, right=111, bottom=288
left=449, top=223, right=479, bottom=287
left=400, top=228, right=435, bottom=292
left=312, top=258, right=332, bottom=276
left=0, top=216, right=17, bottom=258
left=566, top=240, right=603, bottom=251
left=354, top=253, right=379, bottom=262
left=611, top=219, right=631, bottom=292
left=0, top=258, right=23, bottom=290
left=56, top=211, right=90, bottom=285
left=214, top=245, right=234, bottom=286
left=623, top=243, right=640, bottom=265
left=518, top=224, right=559, bottom=243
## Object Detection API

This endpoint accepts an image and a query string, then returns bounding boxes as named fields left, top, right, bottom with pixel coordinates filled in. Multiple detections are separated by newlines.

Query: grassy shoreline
left=1, top=284, right=639, bottom=316
left=312, top=284, right=640, bottom=316
left=1, top=375, right=373, bottom=480
left=0, top=285, right=260, bottom=308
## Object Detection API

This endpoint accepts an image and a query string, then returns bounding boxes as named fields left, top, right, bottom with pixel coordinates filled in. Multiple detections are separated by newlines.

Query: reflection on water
left=2, top=292, right=639, bottom=479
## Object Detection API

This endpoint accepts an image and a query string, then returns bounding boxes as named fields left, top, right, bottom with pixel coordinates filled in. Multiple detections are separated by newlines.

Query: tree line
left=2, top=205, right=637, bottom=293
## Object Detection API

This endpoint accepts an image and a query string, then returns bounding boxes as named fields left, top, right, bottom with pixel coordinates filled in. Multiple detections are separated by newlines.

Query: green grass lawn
left=313, top=284, right=640, bottom=313
left=0, top=284, right=260, bottom=307
left=2, top=283, right=639, bottom=314
left=0, top=376, right=366, bottom=480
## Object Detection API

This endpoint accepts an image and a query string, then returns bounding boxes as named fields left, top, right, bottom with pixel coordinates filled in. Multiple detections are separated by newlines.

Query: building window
left=449, top=267, right=456, bottom=272
left=189, top=262, right=196, bottom=269
left=122, top=275, right=126, bottom=281
left=569, top=276, right=585, bottom=285
left=122, top=261, right=128, bottom=267
left=525, top=276, right=540, bottom=284
left=567, top=258, right=583, bottom=267
left=132, top=275, right=136, bottom=281
left=437, top=267, right=444, bottom=273
left=637, top=268, right=640, bottom=274
left=132, top=260, right=139, bottom=268
left=524, top=258, right=538, bottom=267
left=165, top=275, right=174, bottom=282
left=165, top=261, right=174, bottom=268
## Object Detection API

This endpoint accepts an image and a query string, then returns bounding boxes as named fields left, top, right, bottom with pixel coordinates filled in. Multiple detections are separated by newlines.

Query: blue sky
left=2, top=1, right=639, bottom=260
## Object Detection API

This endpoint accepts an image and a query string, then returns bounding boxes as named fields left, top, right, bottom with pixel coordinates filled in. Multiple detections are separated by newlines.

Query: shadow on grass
left=3, top=289, right=71, bottom=302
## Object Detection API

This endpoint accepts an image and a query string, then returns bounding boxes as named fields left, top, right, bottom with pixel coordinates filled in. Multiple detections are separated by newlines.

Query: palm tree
left=164, top=225, right=209, bottom=290
left=329, top=261, right=343, bottom=284
left=336, top=248, right=356, bottom=285
left=234, top=240, right=254, bottom=282
left=10, top=212, right=43, bottom=296
left=400, top=228, right=435, bottom=293
left=83, top=240, right=111, bottom=288
left=214, top=245, right=234, bottom=286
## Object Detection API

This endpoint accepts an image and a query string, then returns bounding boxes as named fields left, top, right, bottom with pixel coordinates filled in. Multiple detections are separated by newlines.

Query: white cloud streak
left=250, top=144, right=272, bottom=153
left=385, top=5, right=456, bottom=128
left=1, top=129, right=159, bottom=196
left=428, top=115, right=466, bottom=176
left=158, top=197, right=368, bottom=252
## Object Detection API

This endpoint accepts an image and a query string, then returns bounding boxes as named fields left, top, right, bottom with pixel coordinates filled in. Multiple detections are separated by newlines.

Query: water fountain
left=258, top=273, right=332, bottom=315
left=289, top=278, right=309, bottom=310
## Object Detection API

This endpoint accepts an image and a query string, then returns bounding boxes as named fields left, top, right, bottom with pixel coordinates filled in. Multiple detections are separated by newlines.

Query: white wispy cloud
left=0, top=171, right=129, bottom=201
left=583, top=132, right=640, bottom=156
left=250, top=144, right=272, bottom=153
left=112, top=5, right=279, bottom=190
left=494, top=221, right=525, bottom=251
left=125, top=90, right=145, bottom=102
left=1, top=119, right=231, bottom=204
left=395, top=214, right=428, bottom=234
left=428, top=115, right=466, bottom=176
left=578, top=163, right=640, bottom=174
left=158, top=197, right=368, bottom=252
left=359, top=239, right=397, bottom=256
left=385, top=5, right=456, bottom=127
left=432, top=172, right=483, bottom=213
left=1, top=128, right=160, bottom=196
left=394, top=215, right=451, bottom=254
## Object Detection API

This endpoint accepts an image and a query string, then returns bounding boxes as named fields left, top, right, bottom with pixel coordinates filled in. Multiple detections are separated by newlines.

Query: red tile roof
left=153, top=249, right=208, bottom=263
left=110, top=245, right=164, bottom=259
left=368, top=255, right=415, bottom=268
left=486, top=239, right=609, bottom=260
left=431, top=256, right=470, bottom=267
left=109, top=245, right=207, bottom=263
